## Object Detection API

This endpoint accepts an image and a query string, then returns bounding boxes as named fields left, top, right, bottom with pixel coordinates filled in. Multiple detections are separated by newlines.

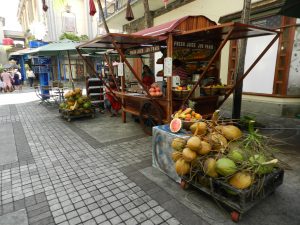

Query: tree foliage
left=59, top=32, right=89, bottom=41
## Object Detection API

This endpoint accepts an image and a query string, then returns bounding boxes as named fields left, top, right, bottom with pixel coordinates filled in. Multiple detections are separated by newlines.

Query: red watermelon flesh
left=170, top=118, right=182, bottom=133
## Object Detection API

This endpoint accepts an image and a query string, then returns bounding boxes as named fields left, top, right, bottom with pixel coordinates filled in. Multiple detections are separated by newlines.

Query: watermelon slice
left=170, top=118, right=182, bottom=133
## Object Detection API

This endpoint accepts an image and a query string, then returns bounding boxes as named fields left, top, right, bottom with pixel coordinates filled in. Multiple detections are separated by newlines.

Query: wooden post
left=232, top=0, right=251, bottom=119
left=166, top=34, right=173, bottom=122
left=104, top=54, right=120, bottom=91
left=120, top=54, right=126, bottom=123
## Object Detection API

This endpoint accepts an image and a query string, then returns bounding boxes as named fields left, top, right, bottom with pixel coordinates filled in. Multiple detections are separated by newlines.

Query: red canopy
left=133, top=16, right=190, bottom=37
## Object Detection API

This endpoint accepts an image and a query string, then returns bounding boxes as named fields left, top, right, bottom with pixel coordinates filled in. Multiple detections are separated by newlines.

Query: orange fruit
left=195, top=113, right=202, bottom=120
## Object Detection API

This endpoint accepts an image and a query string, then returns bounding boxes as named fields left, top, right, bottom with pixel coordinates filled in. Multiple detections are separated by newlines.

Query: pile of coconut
left=170, top=111, right=280, bottom=191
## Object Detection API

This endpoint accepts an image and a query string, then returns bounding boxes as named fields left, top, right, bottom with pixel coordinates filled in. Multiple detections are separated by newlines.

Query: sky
left=0, top=0, right=22, bottom=31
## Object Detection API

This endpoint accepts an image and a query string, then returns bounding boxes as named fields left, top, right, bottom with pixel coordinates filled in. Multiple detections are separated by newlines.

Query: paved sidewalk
left=0, top=97, right=299, bottom=225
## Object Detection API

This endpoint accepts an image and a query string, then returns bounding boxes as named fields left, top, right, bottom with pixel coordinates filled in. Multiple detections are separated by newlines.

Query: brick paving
left=0, top=102, right=206, bottom=225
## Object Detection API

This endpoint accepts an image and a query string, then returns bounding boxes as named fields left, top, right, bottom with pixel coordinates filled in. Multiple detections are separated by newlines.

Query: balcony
left=100, top=0, right=138, bottom=20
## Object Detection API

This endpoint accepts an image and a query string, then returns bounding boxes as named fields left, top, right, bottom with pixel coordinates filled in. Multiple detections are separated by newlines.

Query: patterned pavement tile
left=0, top=102, right=214, bottom=225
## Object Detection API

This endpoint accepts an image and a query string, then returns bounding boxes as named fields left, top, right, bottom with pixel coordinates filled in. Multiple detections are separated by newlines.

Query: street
left=0, top=90, right=300, bottom=225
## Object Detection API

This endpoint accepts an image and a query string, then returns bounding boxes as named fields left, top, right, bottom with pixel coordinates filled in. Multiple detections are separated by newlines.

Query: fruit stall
left=76, top=16, right=279, bottom=135
left=153, top=111, right=284, bottom=222
left=59, top=87, right=95, bottom=122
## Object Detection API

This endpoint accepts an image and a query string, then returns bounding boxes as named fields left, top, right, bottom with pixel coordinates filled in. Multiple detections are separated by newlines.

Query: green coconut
left=227, top=148, right=244, bottom=163
left=216, top=158, right=237, bottom=176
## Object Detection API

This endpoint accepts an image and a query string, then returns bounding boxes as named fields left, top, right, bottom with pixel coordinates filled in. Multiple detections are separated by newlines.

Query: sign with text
left=173, top=41, right=215, bottom=50
left=129, top=46, right=160, bottom=55
left=164, top=57, right=172, bottom=77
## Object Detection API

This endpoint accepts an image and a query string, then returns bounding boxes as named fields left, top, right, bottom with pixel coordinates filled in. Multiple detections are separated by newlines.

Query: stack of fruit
left=172, top=86, right=191, bottom=98
left=170, top=111, right=280, bottom=192
left=59, top=88, right=93, bottom=115
left=149, top=83, right=163, bottom=97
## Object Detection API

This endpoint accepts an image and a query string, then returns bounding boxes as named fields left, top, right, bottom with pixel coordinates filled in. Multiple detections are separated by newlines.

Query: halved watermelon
left=170, top=118, right=182, bottom=133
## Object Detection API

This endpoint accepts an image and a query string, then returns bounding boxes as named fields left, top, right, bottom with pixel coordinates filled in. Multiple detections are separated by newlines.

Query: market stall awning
left=133, top=15, right=216, bottom=38
left=174, top=22, right=279, bottom=42
left=9, top=48, right=38, bottom=57
left=278, top=0, right=300, bottom=18
left=29, top=39, right=83, bottom=56
left=77, top=33, right=162, bottom=50
left=133, top=16, right=189, bottom=37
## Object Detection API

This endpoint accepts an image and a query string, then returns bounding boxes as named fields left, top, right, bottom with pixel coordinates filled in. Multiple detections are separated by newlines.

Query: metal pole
left=232, top=0, right=251, bottom=119
left=67, top=50, right=75, bottom=90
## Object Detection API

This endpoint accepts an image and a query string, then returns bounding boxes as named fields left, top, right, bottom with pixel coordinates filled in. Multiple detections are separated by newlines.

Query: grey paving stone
left=69, top=216, right=82, bottom=225
left=27, top=205, right=50, bottom=218
left=29, top=211, right=52, bottom=224
left=54, top=214, right=67, bottom=224
left=110, top=215, right=122, bottom=225
left=83, top=219, right=97, bottom=225
left=30, top=216, right=54, bottom=225
left=95, top=215, right=107, bottom=224
left=125, top=217, right=138, bottom=225
left=114, top=205, right=127, bottom=215
left=141, top=220, right=155, bottom=225
left=80, top=212, right=93, bottom=222
left=66, top=210, right=78, bottom=220
left=166, top=217, right=181, bottom=225
left=150, top=215, right=164, bottom=225
left=52, top=208, right=64, bottom=217
left=73, top=201, right=84, bottom=209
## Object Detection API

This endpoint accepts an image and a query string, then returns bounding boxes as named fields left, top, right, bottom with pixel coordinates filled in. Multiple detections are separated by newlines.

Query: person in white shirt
left=26, top=68, right=35, bottom=87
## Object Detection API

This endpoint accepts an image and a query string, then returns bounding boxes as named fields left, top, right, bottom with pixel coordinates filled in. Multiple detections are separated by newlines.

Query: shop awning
left=30, top=39, right=83, bottom=56
left=77, top=33, right=162, bottom=50
left=133, top=16, right=190, bottom=37
left=174, top=22, right=279, bottom=42
left=133, top=15, right=217, bottom=38
left=9, top=48, right=38, bottom=57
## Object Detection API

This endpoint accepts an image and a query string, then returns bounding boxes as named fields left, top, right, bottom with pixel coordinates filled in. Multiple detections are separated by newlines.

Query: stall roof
left=77, top=33, right=162, bottom=50
left=174, top=22, right=280, bottom=42
left=133, top=16, right=189, bottom=37
left=77, top=22, right=279, bottom=52
left=133, top=15, right=217, bottom=37
left=30, top=39, right=83, bottom=56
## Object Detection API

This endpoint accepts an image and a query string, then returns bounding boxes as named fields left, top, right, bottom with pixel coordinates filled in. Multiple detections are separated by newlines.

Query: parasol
left=89, top=0, right=96, bottom=16
left=125, top=0, right=134, bottom=21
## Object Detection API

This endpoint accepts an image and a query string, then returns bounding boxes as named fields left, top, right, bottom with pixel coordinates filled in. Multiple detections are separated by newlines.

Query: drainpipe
left=20, top=55, right=26, bottom=81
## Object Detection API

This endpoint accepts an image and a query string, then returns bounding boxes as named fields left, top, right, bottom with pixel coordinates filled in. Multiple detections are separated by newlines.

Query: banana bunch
left=173, top=108, right=202, bottom=121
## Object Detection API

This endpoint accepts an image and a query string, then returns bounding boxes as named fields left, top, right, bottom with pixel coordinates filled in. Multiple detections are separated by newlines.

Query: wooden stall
left=76, top=15, right=279, bottom=135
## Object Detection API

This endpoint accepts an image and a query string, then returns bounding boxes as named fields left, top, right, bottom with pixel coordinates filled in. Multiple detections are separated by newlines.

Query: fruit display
left=173, top=108, right=202, bottom=122
left=149, top=83, right=163, bottom=97
left=175, top=85, right=191, bottom=91
left=170, top=110, right=281, bottom=194
left=59, top=88, right=94, bottom=121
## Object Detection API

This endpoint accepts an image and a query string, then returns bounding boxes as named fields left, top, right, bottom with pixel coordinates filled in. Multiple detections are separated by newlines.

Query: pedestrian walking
left=26, top=68, right=35, bottom=87
left=13, top=69, right=21, bottom=91
left=0, top=78, right=4, bottom=93
left=0, top=69, right=13, bottom=92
